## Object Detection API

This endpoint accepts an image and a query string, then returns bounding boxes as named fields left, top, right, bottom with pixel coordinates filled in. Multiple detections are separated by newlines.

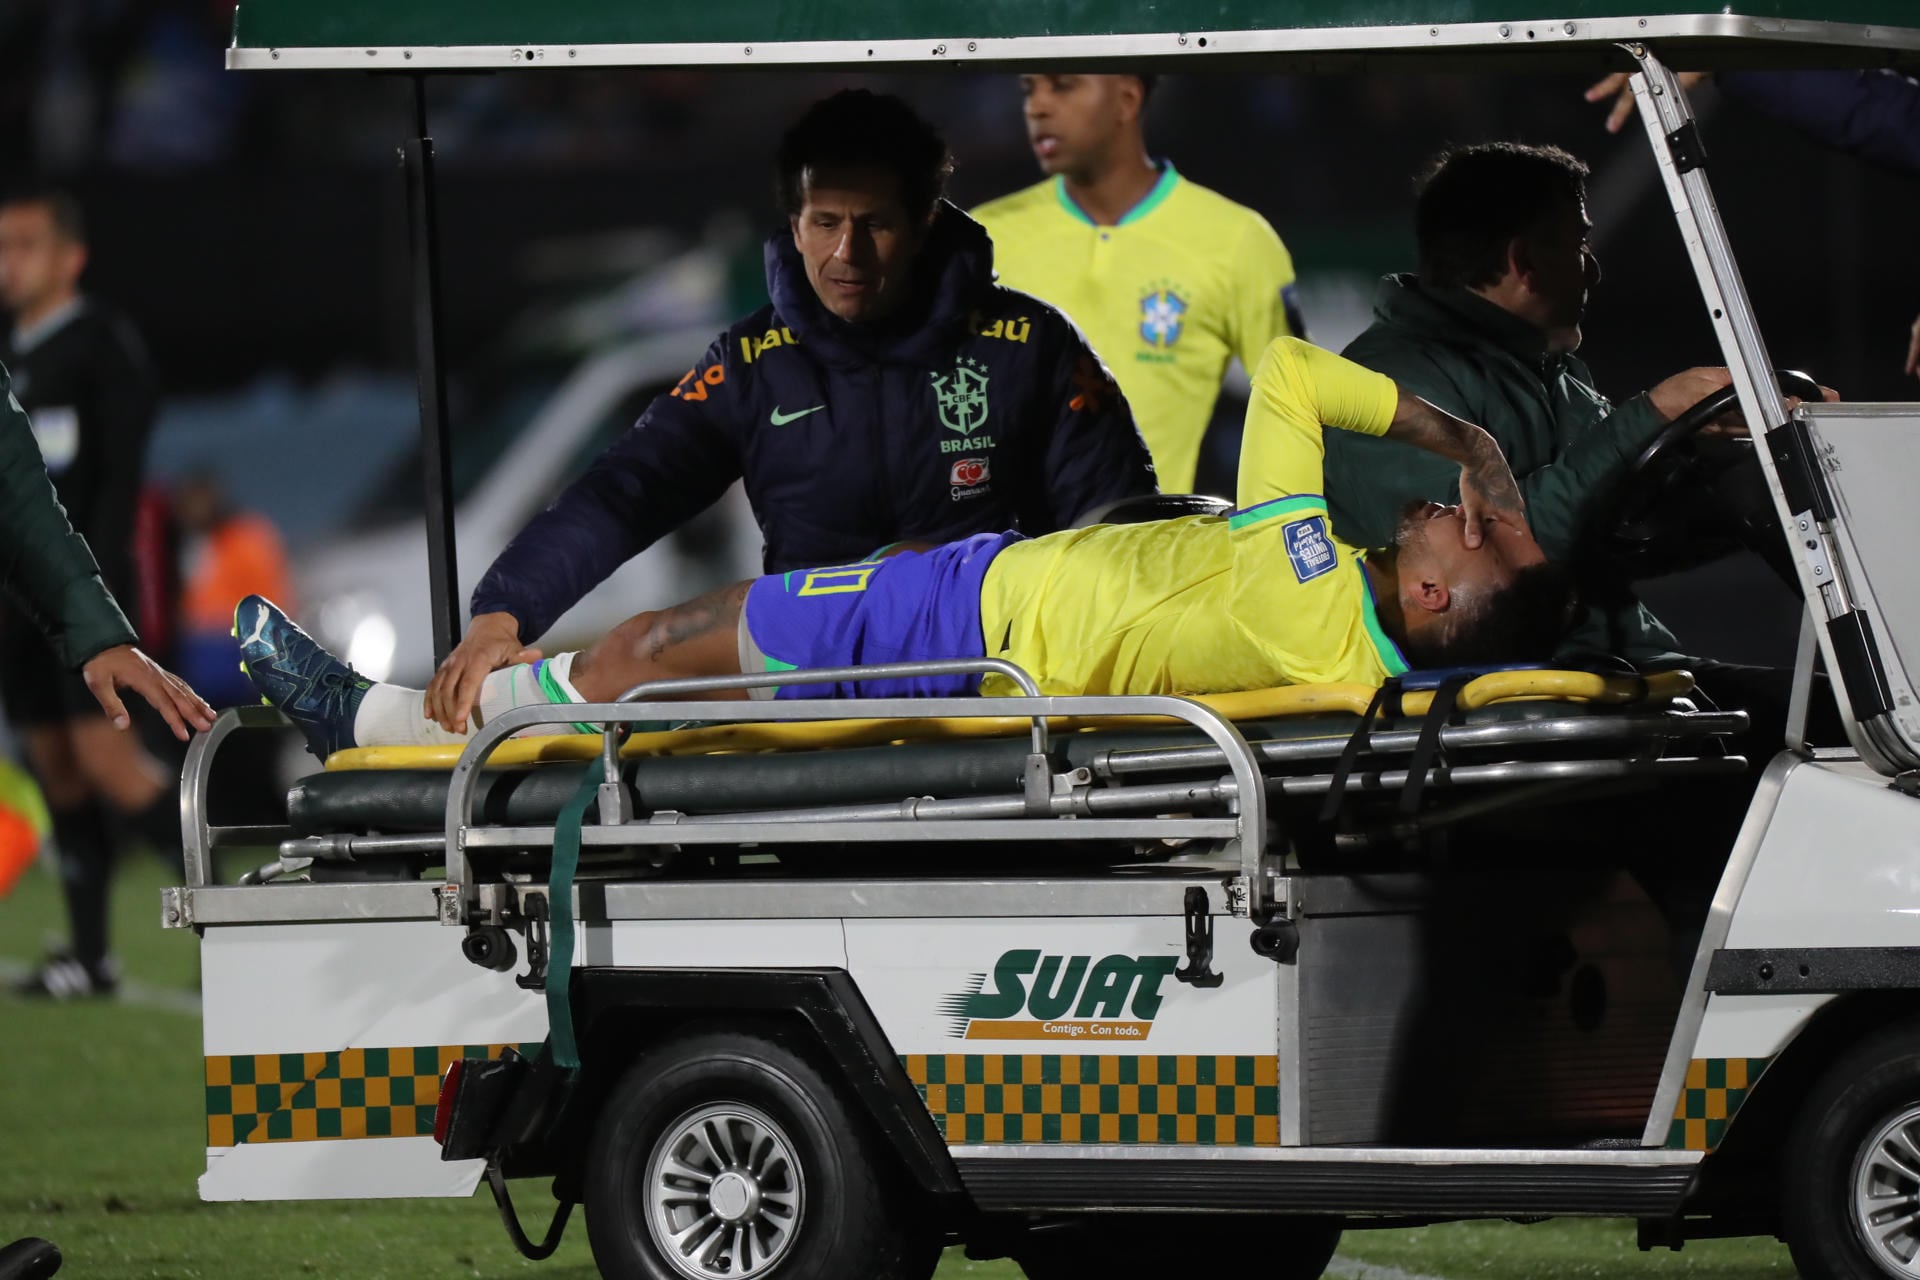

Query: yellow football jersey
left=972, top=165, right=1301, bottom=492
left=978, top=338, right=1407, bottom=697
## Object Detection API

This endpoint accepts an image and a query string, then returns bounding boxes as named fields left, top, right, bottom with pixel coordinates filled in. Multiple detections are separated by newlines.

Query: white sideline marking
left=0, top=957, right=201, bottom=1015
left=1327, top=1259, right=1448, bottom=1280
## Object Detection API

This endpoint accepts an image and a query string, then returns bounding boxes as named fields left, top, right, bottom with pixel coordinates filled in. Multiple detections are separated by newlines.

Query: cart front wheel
left=584, top=1030, right=935, bottom=1280
left=1783, top=1021, right=1920, bottom=1279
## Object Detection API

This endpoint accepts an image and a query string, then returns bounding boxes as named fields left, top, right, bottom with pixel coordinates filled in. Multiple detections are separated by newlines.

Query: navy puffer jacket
left=472, top=202, right=1155, bottom=641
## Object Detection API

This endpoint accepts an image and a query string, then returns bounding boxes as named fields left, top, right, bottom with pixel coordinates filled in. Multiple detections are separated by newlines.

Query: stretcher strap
left=1399, top=672, right=1475, bottom=815
left=1317, top=679, right=1403, bottom=824
left=541, top=762, right=600, bottom=1073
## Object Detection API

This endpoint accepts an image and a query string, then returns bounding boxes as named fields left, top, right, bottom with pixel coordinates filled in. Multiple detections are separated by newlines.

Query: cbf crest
left=1140, top=285, right=1188, bottom=348
left=932, top=357, right=991, bottom=435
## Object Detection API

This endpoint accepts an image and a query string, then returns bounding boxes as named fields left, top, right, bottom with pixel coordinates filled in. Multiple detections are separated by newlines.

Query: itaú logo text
left=939, top=949, right=1178, bottom=1041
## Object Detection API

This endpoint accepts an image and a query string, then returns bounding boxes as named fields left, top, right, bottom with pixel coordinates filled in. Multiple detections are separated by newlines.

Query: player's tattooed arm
left=1382, top=391, right=1527, bottom=548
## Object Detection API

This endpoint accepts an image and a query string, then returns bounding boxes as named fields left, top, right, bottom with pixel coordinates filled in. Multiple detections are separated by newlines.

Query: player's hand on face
left=1456, top=428, right=1527, bottom=550
left=1906, top=311, right=1920, bottom=379
left=1583, top=70, right=1709, bottom=134
left=424, top=612, right=540, bottom=735
left=81, top=644, right=216, bottom=740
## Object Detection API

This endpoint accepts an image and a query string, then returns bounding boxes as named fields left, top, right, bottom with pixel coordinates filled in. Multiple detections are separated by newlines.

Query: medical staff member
left=973, top=73, right=1305, bottom=492
left=429, top=89, right=1154, bottom=735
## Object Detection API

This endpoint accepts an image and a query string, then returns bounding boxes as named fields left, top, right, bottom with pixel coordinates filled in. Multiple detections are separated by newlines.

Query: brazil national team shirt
left=977, top=338, right=1409, bottom=697
left=973, top=164, right=1303, bottom=492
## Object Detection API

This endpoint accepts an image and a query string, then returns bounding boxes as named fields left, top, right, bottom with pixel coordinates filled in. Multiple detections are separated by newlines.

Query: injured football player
left=240, top=338, right=1572, bottom=758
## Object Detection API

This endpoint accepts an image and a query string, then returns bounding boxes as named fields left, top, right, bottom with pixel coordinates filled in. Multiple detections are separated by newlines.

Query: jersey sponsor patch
left=950, top=457, right=989, bottom=488
left=950, top=455, right=992, bottom=501
left=1282, top=515, right=1337, bottom=583
left=670, top=361, right=726, bottom=401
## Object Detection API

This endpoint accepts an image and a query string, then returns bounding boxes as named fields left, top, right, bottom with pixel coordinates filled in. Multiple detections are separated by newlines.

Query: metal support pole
left=404, top=75, right=462, bottom=666
left=1625, top=44, right=1868, bottom=756
left=1786, top=609, right=1819, bottom=755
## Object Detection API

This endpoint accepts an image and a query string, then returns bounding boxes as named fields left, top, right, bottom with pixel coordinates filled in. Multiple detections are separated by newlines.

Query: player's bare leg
left=568, top=580, right=753, bottom=702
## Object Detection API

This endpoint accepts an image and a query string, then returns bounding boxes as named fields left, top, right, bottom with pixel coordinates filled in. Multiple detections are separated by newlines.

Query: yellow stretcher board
left=323, top=669, right=1695, bottom=771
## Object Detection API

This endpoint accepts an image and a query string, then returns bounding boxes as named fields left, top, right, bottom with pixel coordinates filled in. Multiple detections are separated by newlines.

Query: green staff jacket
left=1324, top=275, right=1683, bottom=666
left=0, top=359, right=136, bottom=669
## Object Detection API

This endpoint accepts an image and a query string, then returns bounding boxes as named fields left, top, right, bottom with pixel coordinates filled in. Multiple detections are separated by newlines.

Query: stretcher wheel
left=582, top=1029, right=937, bottom=1280
left=1250, top=918, right=1301, bottom=963
left=461, top=927, right=517, bottom=973
left=1782, top=1018, right=1920, bottom=1280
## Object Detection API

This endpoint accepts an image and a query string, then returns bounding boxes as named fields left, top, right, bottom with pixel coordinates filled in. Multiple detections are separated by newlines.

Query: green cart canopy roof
left=229, top=0, right=1920, bottom=71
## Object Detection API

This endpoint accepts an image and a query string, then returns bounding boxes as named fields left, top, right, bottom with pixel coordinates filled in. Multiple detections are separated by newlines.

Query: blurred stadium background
left=10, top=2, right=1919, bottom=681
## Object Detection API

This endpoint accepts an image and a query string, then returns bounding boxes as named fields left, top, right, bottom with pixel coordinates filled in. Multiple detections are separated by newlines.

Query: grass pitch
left=0, top=855, right=1799, bottom=1278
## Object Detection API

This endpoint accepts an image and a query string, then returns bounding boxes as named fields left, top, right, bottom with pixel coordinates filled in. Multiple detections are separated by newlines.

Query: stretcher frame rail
left=173, top=669, right=1747, bottom=922
left=443, top=659, right=1273, bottom=923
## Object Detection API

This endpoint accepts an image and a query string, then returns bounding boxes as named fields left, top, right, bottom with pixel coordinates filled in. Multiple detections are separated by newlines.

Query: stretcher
left=179, top=661, right=1747, bottom=917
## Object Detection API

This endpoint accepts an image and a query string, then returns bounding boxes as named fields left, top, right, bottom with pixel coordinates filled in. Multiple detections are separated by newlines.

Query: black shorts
left=0, top=618, right=102, bottom=727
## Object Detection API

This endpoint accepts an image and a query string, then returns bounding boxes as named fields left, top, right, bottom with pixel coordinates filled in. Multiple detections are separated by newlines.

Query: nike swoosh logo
left=769, top=405, right=825, bottom=426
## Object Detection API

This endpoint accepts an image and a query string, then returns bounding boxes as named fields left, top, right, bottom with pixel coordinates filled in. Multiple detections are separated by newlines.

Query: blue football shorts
left=737, top=531, right=1023, bottom=699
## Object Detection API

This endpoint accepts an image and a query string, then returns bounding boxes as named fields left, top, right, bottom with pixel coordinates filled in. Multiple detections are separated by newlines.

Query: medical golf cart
left=168, top=4, right=1920, bottom=1278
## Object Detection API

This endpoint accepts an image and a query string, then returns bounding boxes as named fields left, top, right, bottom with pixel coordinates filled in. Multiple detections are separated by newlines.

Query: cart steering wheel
left=1606, top=369, right=1822, bottom=584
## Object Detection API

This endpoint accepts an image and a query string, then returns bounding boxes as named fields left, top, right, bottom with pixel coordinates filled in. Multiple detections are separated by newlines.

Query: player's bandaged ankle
left=350, top=652, right=594, bottom=749
left=480, top=651, right=596, bottom=736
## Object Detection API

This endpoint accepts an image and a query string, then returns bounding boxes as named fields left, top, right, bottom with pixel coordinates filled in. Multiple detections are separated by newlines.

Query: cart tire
left=1013, top=1214, right=1342, bottom=1279
left=1782, top=1020, right=1920, bottom=1280
left=583, top=1030, right=934, bottom=1280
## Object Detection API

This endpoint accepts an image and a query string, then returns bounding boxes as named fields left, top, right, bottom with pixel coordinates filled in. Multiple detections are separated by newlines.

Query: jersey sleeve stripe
left=1227, top=493, right=1327, bottom=531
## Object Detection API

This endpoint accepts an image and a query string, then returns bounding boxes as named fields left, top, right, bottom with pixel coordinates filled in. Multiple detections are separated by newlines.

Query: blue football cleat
left=234, top=594, right=370, bottom=759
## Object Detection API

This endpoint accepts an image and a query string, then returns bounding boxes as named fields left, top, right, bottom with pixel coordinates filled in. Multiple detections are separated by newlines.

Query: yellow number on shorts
left=797, top=565, right=877, bottom=596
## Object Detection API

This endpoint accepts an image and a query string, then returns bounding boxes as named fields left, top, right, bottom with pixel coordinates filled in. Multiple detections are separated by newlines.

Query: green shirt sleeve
left=1326, top=340, right=1669, bottom=560
left=0, top=361, right=137, bottom=668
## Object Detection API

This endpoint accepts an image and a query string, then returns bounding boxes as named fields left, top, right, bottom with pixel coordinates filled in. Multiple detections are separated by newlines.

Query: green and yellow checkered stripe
left=904, top=1054, right=1279, bottom=1146
left=1666, top=1057, right=1770, bottom=1151
left=205, top=1043, right=540, bottom=1147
